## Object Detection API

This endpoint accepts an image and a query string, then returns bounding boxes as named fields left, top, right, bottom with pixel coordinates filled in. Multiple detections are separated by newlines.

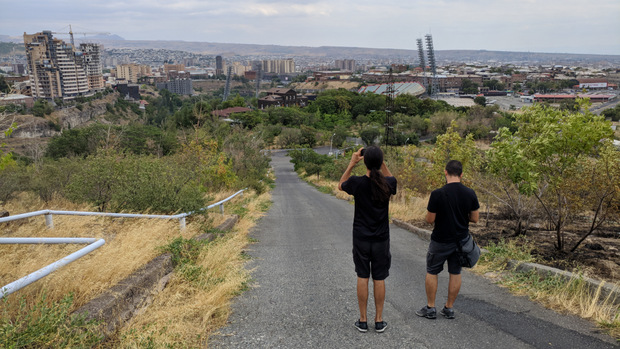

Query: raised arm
left=381, top=161, right=393, bottom=178
left=338, top=147, right=364, bottom=191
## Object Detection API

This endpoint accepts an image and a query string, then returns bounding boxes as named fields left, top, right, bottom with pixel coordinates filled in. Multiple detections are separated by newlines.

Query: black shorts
left=426, top=235, right=471, bottom=275
left=352, top=238, right=391, bottom=280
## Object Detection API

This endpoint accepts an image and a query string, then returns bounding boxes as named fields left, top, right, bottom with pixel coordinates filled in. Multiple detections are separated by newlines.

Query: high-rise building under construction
left=24, top=31, right=103, bottom=100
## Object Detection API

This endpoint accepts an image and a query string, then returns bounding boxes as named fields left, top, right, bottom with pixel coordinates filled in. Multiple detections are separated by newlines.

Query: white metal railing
left=0, top=189, right=246, bottom=299
left=0, top=238, right=105, bottom=299
left=0, top=189, right=246, bottom=230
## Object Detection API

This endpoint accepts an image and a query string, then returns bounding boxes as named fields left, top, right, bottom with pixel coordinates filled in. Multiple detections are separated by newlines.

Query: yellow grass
left=109, top=190, right=272, bottom=348
left=0, top=190, right=240, bottom=317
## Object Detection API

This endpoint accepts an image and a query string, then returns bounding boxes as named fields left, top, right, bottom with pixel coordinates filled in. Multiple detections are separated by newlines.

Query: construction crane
left=52, top=24, right=110, bottom=47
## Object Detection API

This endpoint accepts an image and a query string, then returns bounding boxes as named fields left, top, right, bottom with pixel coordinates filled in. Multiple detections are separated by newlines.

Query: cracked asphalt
left=209, top=151, right=618, bottom=349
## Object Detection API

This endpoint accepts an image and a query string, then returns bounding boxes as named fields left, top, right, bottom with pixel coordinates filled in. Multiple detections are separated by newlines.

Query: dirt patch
left=407, top=213, right=620, bottom=283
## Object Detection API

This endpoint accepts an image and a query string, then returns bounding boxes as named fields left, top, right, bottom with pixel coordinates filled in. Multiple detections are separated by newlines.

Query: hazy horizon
left=1, top=0, right=619, bottom=56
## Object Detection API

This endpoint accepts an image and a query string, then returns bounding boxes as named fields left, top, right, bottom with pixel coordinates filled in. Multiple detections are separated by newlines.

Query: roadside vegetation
left=0, top=87, right=272, bottom=347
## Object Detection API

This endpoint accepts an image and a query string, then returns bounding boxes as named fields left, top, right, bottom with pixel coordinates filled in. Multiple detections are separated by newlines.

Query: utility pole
left=384, top=68, right=395, bottom=150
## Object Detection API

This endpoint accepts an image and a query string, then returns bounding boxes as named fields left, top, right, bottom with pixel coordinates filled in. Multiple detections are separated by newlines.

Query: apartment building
left=80, top=43, right=104, bottom=91
left=262, top=59, right=295, bottom=74
left=116, top=63, right=151, bottom=84
left=24, top=31, right=104, bottom=100
left=335, top=59, right=356, bottom=71
left=156, top=78, right=193, bottom=95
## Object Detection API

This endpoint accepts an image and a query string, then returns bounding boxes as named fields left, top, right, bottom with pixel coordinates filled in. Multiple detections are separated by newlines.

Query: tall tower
left=216, top=55, right=223, bottom=76
left=384, top=68, right=395, bottom=149
left=425, top=34, right=438, bottom=98
left=416, top=38, right=428, bottom=92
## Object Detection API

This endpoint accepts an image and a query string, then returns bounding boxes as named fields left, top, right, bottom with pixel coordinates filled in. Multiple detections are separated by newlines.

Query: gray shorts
left=426, top=235, right=471, bottom=275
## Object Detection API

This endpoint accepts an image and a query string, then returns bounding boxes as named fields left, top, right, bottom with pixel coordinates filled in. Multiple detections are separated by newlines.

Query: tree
left=32, top=100, right=54, bottom=117
left=488, top=100, right=614, bottom=251
left=474, top=96, right=486, bottom=106
left=461, top=79, right=479, bottom=94
left=0, top=120, right=16, bottom=170
left=426, top=121, right=478, bottom=190
left=483, top=80, right=505, bottom=91
left=0, top=75, right=9, bottom=93
left=360, top=127, right=380, bottom=146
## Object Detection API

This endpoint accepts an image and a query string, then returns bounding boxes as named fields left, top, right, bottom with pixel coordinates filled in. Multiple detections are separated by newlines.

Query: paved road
left=210, top=151, right=618, bottom=348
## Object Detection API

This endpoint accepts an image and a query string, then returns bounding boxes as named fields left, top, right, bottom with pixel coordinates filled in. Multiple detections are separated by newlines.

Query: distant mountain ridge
left=2, top=34, right=619, bottom=64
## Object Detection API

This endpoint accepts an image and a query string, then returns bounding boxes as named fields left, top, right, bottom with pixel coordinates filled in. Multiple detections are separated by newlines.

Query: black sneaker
left=415, top=306, right=437, bottom=319
left=375, top=321, right=388, bottom=333
left=440, top=306, right=455, bottom=319
left=354, top=320, right=368, bottom=332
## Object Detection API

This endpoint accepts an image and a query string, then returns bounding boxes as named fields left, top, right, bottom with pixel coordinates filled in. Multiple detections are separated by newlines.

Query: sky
left=1, top=0, right=619, bottom=55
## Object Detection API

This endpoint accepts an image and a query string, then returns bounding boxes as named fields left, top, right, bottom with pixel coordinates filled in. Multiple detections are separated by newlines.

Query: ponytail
left=369, top=167, right=391, bottom=203
left=363, top=146, right=392, bottom=203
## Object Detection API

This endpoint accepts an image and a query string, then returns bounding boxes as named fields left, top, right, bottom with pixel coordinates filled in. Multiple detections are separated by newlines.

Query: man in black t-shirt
left=415, top=160, right=479, bottom=320
left=339, top=147, right=397, bottom=333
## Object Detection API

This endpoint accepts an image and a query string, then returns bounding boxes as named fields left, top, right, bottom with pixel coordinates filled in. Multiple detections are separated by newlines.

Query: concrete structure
left=577, top=78, right=608, bottom=89
left=262, top=59, right=295, bottom=74
left=80, top=43, right=104, bottom=91
left=216, top=56, right=224, bottom=76
left=0, top=94, right=34, bottom=108
left=335, top=59, right=356, bottom=71
left=156, top=78, right=193, bottom=95
left=24, top=31, right=102, bottom=100
left=115, top=64, right=144, bottom=84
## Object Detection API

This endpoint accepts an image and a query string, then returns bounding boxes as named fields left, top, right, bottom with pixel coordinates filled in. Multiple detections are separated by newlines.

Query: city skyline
left=1, top=0, right=619, bottom=56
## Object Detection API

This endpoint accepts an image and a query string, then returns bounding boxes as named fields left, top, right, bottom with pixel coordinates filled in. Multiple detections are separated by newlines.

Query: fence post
left=219, top=204, right=224, bottom=215
left=45, top=213, right=54, bottom=229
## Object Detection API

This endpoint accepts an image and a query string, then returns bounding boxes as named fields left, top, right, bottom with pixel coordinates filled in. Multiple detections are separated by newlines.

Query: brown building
left=258, top=88, right=304, bottom=109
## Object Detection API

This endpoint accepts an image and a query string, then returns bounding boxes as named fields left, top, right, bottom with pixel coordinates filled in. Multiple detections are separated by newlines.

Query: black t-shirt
left=427, top=182, right=480, bottom=243
left=342, top=175, right=397, bottom=241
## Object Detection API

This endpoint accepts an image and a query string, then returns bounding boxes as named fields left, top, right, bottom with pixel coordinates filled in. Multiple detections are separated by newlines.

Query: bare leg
left=373, top=279, right=385, bottom=322
left=357, top=277, right=369, bottom=322
left=446, top=273, right=462, bottom=308
left=425, top=273, right=438, bottom=307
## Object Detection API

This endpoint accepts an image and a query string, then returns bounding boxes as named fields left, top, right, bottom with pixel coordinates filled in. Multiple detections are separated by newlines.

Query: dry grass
left=0, top=190, right=239, bottom=317
left=501, top=271, right=620, bottom=338
left=109, top=190, right=272, bottom=348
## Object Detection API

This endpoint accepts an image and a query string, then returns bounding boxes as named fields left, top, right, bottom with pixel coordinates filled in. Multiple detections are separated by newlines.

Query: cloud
left=1, top=0, right=619, bottom=54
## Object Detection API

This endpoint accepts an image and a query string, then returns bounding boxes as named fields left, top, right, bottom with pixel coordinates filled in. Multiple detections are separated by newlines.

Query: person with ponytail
left=339, top=146, right=397, bottom=333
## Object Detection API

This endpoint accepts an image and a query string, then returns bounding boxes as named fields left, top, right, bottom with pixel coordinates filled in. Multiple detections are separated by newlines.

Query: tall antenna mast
left=425, top=34, right=438, bottom=98
left=416, top=38, right=428, bottom=93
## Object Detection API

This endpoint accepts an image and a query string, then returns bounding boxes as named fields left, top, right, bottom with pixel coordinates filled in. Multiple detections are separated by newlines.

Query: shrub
left=66, top=151, right=209, bottom=213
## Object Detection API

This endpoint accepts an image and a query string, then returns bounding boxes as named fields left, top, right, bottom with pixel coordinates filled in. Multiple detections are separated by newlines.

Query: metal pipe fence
left=0, top=189, right=246, bottom=298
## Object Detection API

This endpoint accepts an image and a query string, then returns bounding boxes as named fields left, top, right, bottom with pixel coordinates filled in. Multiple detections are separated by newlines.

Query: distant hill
left=2, top=34, right=619, bottom=65
left=90, top=39, right=620, bottom=65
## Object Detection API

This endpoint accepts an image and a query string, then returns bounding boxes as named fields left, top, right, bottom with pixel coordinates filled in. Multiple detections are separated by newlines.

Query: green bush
left=28, top=158, right=82, bottom=203
left=66, top=152, right=208, bottom=213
